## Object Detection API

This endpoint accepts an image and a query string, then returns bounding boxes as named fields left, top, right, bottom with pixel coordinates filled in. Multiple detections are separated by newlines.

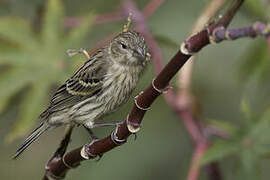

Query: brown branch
left=43, top=0, right=245, bottom=179
left=215, top=0, right=244, bottom=28
left=209, top=22, right=270, bottom=43
left=178, top=0, right=226, bottom=97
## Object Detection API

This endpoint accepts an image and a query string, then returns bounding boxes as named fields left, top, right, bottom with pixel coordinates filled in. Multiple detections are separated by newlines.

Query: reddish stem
left=65, top=0, right=165, bottom=28
left=65, top=11, right=125, bottom=27
left=143, top=0, right=164, bottom=17
left=187, top=143, right=209, bottom=180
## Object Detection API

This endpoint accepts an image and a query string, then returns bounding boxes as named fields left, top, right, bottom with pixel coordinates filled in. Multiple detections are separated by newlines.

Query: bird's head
left=109, top=30, right=150, bottom=66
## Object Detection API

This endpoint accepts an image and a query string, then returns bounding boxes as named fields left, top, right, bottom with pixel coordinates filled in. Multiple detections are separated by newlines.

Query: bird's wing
left=40, top=50, right=109, bottom=119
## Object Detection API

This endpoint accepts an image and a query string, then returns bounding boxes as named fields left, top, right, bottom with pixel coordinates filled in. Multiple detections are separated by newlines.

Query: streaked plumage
left=13, top=30, right=150, bottom=158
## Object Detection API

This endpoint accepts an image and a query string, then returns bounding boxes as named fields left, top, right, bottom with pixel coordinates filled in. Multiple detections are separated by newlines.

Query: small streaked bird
left=13, top=17, right=150, bottom=158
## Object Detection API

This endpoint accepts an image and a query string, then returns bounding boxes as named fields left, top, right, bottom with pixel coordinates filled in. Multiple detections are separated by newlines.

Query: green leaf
left=207, top=119, right=237, bottom=136
left=65, top=13, right=94, bottom=49
left=0, top=68, right=35, bottom=113
left=5, top=82, right=49, bottom=142
left=41, top=0, right=64, bottom=46
left=0, top=17, right=38, bottom=49
left=199, top=140, right=240, bottom=166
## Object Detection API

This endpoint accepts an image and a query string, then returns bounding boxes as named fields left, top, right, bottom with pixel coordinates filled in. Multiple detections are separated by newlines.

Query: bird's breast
left=99, top=63, right=142, bottom=113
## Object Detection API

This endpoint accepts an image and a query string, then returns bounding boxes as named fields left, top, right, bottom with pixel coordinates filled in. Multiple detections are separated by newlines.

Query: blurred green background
left=0, top=0, right=270, bottom=179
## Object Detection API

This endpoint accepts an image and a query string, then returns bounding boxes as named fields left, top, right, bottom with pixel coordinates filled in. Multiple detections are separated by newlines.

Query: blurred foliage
left=200, top=100, right=270, bottom=179
left=245, top=0, right=270, bottom=19
left=239, top=40, right=270, bottom=83
left=0, top=0, right=94, bottom=142
left=239, top=0, right=270, bottom=84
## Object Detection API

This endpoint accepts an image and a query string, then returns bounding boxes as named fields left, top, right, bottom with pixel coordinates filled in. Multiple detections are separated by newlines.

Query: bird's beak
left=134, top=47, right=145, bottom=58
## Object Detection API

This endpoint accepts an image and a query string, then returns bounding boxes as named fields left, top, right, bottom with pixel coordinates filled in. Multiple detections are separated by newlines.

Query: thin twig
left=64, top=0, right=165, bottom=28
left=187, top=142, right=209, bottom=180
left=215, top=0, right=244, bottom=28
left=143, top=0, right=164, bottom=17
left=65, top=11, right=125, bottom=27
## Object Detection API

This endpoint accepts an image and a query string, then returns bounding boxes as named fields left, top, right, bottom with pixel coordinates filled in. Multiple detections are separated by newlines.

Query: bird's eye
left=121, top=43, right=127, bottom=49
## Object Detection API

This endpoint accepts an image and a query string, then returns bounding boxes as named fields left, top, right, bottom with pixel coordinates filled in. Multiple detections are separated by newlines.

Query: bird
left=13, top=24, right=151, bottom=159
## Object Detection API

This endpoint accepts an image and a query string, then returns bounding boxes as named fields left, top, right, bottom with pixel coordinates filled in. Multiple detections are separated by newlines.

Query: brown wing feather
left=40, top=50, right=109, bottom=119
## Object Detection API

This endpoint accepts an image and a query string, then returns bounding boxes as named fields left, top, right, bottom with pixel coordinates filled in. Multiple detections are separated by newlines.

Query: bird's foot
left=81, top=139, right=103, bottom=161
left=110, top=122, right=127, bottom=145
left=83, top=121, right=122, bottom=140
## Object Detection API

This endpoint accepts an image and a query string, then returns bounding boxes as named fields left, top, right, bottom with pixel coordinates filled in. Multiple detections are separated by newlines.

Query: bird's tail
left=13, top=122, right=51, bottom=159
